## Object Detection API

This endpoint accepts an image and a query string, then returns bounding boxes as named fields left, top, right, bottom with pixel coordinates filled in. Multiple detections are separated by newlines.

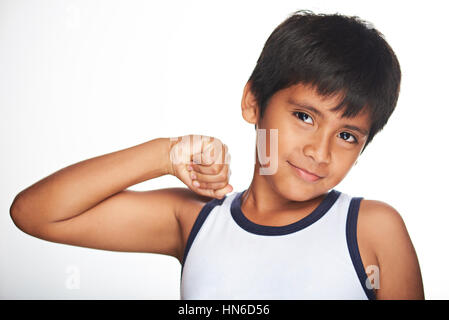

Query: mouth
left=287, top=161, right=323, bottom=182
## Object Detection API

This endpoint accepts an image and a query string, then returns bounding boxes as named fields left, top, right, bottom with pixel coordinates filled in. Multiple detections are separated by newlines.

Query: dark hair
left=248, top=10, right=401, bottom=153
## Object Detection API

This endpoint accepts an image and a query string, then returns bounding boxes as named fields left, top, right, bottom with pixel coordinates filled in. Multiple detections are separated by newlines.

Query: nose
left=303, top=132, right=331, bottom=164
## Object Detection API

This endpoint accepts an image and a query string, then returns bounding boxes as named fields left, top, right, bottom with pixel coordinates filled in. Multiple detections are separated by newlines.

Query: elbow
left=10, top=193, right=27, bottom=232
left=9, top=192, right=40, bottom=236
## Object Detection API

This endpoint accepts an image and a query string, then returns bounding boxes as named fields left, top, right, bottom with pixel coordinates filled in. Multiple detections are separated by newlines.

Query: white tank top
left=180, top=188, right=376, bottom=300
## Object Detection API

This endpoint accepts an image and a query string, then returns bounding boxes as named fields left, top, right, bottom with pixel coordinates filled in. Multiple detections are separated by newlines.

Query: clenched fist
left=167, top=134, right=233, bottom=199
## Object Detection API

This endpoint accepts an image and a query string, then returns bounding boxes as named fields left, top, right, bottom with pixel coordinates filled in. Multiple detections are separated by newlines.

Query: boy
left=10, top=10, right=424, bottom=299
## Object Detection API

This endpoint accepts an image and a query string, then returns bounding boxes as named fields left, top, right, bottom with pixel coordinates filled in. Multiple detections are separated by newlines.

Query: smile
left=287, top=161, right=323, bottom=183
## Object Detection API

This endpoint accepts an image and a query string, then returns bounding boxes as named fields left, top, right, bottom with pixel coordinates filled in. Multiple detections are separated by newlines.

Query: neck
left=241, top=164, right=327, bottom=218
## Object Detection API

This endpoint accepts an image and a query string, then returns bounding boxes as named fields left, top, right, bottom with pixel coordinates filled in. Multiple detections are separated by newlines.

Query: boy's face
left=242, top=82, right=372, bottom=202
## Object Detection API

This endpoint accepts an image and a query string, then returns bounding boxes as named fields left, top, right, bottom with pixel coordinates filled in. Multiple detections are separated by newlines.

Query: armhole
left=346, top=197, right=377, bottom=300
left=180, top=196, right=226, bottom=272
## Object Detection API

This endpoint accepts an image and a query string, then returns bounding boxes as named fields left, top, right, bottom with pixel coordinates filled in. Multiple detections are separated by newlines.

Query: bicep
left=36, top=188, right=184, bottom=261
left=368, top=203, right=424, bottom=299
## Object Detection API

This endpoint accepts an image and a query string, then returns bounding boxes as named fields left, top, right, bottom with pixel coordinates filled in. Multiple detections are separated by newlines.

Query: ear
left=241, top=81, right=259, bottom=126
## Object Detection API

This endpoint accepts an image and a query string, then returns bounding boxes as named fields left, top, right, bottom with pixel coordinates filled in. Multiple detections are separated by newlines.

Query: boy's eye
left=294, top=111, right=313, bottom=124
left=294, top=111, right=359, bottom=144
left=339, top=132, right=358, bottom=144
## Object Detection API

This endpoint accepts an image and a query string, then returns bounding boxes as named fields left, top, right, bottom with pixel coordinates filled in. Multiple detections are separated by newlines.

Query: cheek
left=335, top=149, right=359, bottom=166
left=328, top=154, right=358, bottom=181
left=275, top=134, right=296, bottom=162
left=257, top=124, right=292, bottom=156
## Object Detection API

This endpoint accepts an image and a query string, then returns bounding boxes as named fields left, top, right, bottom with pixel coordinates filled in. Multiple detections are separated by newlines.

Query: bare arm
left=10, top=135, right=232, bottom=263
left=360, top=200, right=425, bottom=300
left=9, top=138, right=185, bottom=260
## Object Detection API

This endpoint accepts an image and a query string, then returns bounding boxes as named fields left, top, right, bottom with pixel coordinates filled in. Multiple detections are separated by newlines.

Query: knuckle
left=210, top=166, right=219, bottom=175
left=202, top=154, right=213, bottom=165
left=219, top=170, right=228, bottom=180
left=213, top=181, right=227, bottom=189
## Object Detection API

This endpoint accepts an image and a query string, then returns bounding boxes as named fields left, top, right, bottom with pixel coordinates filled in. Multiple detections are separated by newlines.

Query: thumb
left=213, top=184, right=234, bottom=199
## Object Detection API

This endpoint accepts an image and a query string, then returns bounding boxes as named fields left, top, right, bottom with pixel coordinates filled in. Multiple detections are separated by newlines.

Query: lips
left=288, top=161, right=323, bottom=182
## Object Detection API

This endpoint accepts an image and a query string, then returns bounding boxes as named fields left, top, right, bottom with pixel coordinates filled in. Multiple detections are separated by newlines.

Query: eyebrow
left=287, top=98, right=324, bottom=117
left=287, top=98, right=369, bottom=136
left=342, top=124, right=369, bottom=136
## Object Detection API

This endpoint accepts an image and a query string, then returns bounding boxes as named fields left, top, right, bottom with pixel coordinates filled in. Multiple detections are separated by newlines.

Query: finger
left=191, top=179, right=229, bottom=190
left=193, top=141, right=226, bottom=168
left=190, top=165, right=229, bottom=183
left=203, top=141, right=227, bottom=165
left=190, top=135, right=211, bottom=165
left=191, top=163, right=223, bottom=176
left=212, top=184, right=234, bottom=199
left=191, top=182, right=233, bottom=199
left=192, top=147, right=229, bottom=175
left=201, top=142, right=217, bottom=166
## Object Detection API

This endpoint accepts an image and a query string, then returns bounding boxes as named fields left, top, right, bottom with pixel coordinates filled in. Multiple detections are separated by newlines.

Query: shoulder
left=357, top=198, right=424, bottom=299
left=358, top=199, right=406, bottom=233
left=357, top=198, right=409, bottom=253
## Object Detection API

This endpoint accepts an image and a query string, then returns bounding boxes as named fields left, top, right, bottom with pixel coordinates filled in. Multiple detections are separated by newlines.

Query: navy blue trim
left=180, top=196, right=226, bottom=272
left=230, top=189, right=341, bottom=236
left=346, top=197, right=377, bottom=300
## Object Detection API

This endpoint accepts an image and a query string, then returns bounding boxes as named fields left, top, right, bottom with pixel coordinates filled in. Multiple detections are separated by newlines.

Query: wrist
left=161, top=136, right=178, bottom=176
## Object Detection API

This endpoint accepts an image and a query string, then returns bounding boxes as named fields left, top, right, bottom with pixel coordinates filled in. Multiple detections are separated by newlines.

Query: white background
left=1, top=0, right=448, bottom=299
